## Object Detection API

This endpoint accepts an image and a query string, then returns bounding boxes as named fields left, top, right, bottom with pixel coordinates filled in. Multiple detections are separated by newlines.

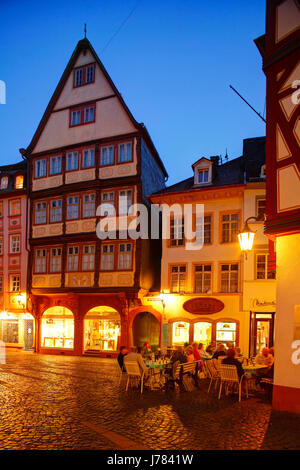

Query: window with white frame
left=75, top=68, right=83, bottom=87
left=71, top=110, right=81, bottom=126
left=119, top=190, right=133, bottom=215
left=170, top=265, right=186, bottom=293
left=101, top=244, right=114, bottom=270
left=35, top=202, right=47, bottom=225
left=50, top=156, right=62, bottom=175
left=118, top=244, right=132, bottom=270
left=15, top=175, right=24, bottom=189
left=50, top=200, right=62, bottom=223
left=82, top=149, right=95, bottom=168
left=256, top=254, right=276, bottom=280
left=118, top=142, right=132, bottom=163
left=220, top=263, right=239, bottom=293
left=82, top=245, right=95, bottom=271
left=170, top=217, right=185, bottom=246
left=84, top=107, right=95, bottom=123
left=67, top=246, right=79, bottom=271
left=100, top=146, right=114, bottom=166
left=67, top=196, right=79, bottom=220
left=196, top=215, right=212, bottom=245
left=83, top=194, right=95, bottom=218
left=194, top=264, right=212, bottom=293
left=50, top=248, right=62, bottom=273
left=198, top=168, right=209, bottom=184
left=66, top=151, right=78, bottom=171
left=10, top=275, right=20, bottom=292
left=10, top=234, right=20, bottom=253
left=35, top=249, right=46, bottom=273
left=256, top=198, right=266, bottom=220
left=221, top=213, right=239, bottom=243
left=35, top=159, right=46, bottom=178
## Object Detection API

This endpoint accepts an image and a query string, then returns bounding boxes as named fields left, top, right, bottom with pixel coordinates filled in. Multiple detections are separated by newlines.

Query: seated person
left=170, top=346, right=187, bottom=364
left=198, top=343, right=210, bottom=357
left=141, top=341, right=152, bottom=358
left=212, top=343, right=227, bottom=360
left=255, top=347, right=274, bottom=366
left=222, top=347, right=245, bottom=382
left=185, top=346, right=195, bottom=362
left=206, top=342, right=216, bottom=355
left=124, top=346, right=149, bottom=379
left=192, top=342, right=201, bottom=361
left=235, top=347, right=245, bottom=364
left=117, top=345, right=128, bottom=371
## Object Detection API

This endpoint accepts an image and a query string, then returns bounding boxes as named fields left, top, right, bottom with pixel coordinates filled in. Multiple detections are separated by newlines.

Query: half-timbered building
left=21, top=37, right=167, bottom=356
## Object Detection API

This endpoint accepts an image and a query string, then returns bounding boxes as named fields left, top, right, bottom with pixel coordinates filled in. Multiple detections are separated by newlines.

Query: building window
left=216, top=322, right=237, bottom=347
left=256, top=198, right=266, bottom=219
left=221, top=213, right=239, bottom=243
left=67, top=196, right=79, bottom=220
left=118, top=142, right=132, bottom=163
left=100, top=146, right=114, bottom=166
left=35, top=202, right=47, bottom=225
left=74, top=64, right=95, bottom=87
left=172, top=321, right=190, bottom=346
left=82, top=149, right=95, bottom=168
left=50, top=248, right=62, bottom=273
left=66, top=151, right=78, bottom=171
left=198, top=168, right=209, bottom=184
left=256, top=254, right=276, bottom=280
left=83, top=193, right=95, bottom=218
left=15, top=175, right=24, bottom=189
left=10, top=200, right=21, bottom=216
left=35, top=249, right=46, bottom=273
left=119, top=189, right=133, bottom=215
left=196, top=215, right=212, bottom=245
left=70, top=105, right=95, bottom=127
left=82, top=245, right=95, bottom=271
left=35, top=159, right=47, bottom=178
left=50, top=200, right=62, bottom=223
left=220, top=263, right=239, bottom=293
left=67, top=246, right=79, bottom=272
left=41, top=306, right=74, bottom=349
left=170, top=217, right=185, bottom=246
left=193, top=322, right=212, bottom=348
left=10, top=234, right=20, bottom=254
left=118, top=243, right=132, bottom=270
left=194, top=264, right=212, bottom=293
left=101, top=244, right=115, bottom=271
left=0, top=176, right=8, bottom=189
left=170, top=265, right=186, bottom=293
left=260, top=164, right=266, bottom=178
left=50, top=156, right=62, bottom=175
left=10, top=275, right=20, bottom=292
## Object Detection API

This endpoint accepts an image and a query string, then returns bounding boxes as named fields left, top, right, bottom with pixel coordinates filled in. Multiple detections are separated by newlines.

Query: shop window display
left=172, top=321, right=190, bottom=346
left=216, top=322, right=236, bottom=346
left=193, top=321, right=212, bottom=348
left=41, top=306, right=74, bottom=349
left=84, top=306, right=120, bottom=352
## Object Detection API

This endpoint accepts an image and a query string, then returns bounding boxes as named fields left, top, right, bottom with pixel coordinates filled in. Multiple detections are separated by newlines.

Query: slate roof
left=0, top=160, right=27, bottom=192
left=153, top=137, right=265, bottom=196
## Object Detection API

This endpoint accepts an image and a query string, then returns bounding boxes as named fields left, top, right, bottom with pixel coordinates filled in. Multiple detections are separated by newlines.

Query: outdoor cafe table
left=243, top=364, right=269, bottom=377
left=145, top=361, right=172, bottom=390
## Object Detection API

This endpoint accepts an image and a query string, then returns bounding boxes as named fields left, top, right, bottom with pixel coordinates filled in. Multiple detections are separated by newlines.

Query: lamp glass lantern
left=238, top=222, right=255, bottom=252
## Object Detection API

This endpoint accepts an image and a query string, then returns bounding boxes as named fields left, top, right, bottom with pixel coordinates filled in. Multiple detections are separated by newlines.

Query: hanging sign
left=183, top=297, right=224, bottom=315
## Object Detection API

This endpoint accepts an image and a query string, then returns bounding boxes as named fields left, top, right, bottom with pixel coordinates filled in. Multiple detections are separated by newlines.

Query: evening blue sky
left=0, top=0, right=266, bottom=185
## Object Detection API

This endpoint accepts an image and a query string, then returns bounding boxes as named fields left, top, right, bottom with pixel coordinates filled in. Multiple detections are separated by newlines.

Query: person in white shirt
left=255, top=347, right=274, bottom=366
left=124, top=346, right=149, bottom=379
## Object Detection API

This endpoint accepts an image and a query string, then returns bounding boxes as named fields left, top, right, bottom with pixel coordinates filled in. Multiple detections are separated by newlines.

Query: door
left=249, top=313, right=275, bottom=357
left=132, top=312, right=160, bottom=350
left=23, top=319, right=34, bottom=351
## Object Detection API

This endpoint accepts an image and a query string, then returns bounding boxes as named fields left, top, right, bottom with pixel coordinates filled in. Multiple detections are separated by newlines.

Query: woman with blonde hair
left=185, top=345, right=195, bottom=362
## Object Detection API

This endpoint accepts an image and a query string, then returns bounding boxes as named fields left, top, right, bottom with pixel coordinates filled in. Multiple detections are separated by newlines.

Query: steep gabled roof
left=23, top=38, right=168, bottom=177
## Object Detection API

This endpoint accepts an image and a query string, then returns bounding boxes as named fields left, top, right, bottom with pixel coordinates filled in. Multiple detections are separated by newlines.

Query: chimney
left=210, top=156, right=220, bottom=166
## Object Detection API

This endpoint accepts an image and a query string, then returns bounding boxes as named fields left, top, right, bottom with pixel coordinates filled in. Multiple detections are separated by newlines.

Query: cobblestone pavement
left=0, top=351, right=299, bottom=450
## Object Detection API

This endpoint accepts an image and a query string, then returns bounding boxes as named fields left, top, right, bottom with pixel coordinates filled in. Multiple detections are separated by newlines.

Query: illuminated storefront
left=84, top=306, right=120, bottom=352
left=172, top=321, right=190, bottom=346
left=41, top=306, right=74, bottom=349
left=0, top=311, right=35, bottom=350
left=216, top=321, right=236, bottom=346
left=193, top=321, right=212, bottom=348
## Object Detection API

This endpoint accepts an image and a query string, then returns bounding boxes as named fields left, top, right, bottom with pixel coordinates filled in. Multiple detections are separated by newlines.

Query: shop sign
left=183, top=297, right=224, bottom=315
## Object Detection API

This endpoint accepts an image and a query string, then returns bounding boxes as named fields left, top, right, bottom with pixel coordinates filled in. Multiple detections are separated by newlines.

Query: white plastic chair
left=124, top=361, right=145, bottom=394
left=218, top=364, right=248, bottom=401
left=206, top=360, right=220, bottom=393
left=116, top=360, right=126, bottom=386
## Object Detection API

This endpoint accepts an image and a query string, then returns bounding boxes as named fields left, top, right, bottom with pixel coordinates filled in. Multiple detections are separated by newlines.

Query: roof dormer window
left=198, top=168, right=209, bottom=184
left=15, top=174, right=24, bottom=189
left=0, top=176, right=8, bottom=190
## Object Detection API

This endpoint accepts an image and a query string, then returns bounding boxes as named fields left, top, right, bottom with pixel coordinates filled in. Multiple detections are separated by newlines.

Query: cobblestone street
left=0, top=351, right=299, bottom=451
